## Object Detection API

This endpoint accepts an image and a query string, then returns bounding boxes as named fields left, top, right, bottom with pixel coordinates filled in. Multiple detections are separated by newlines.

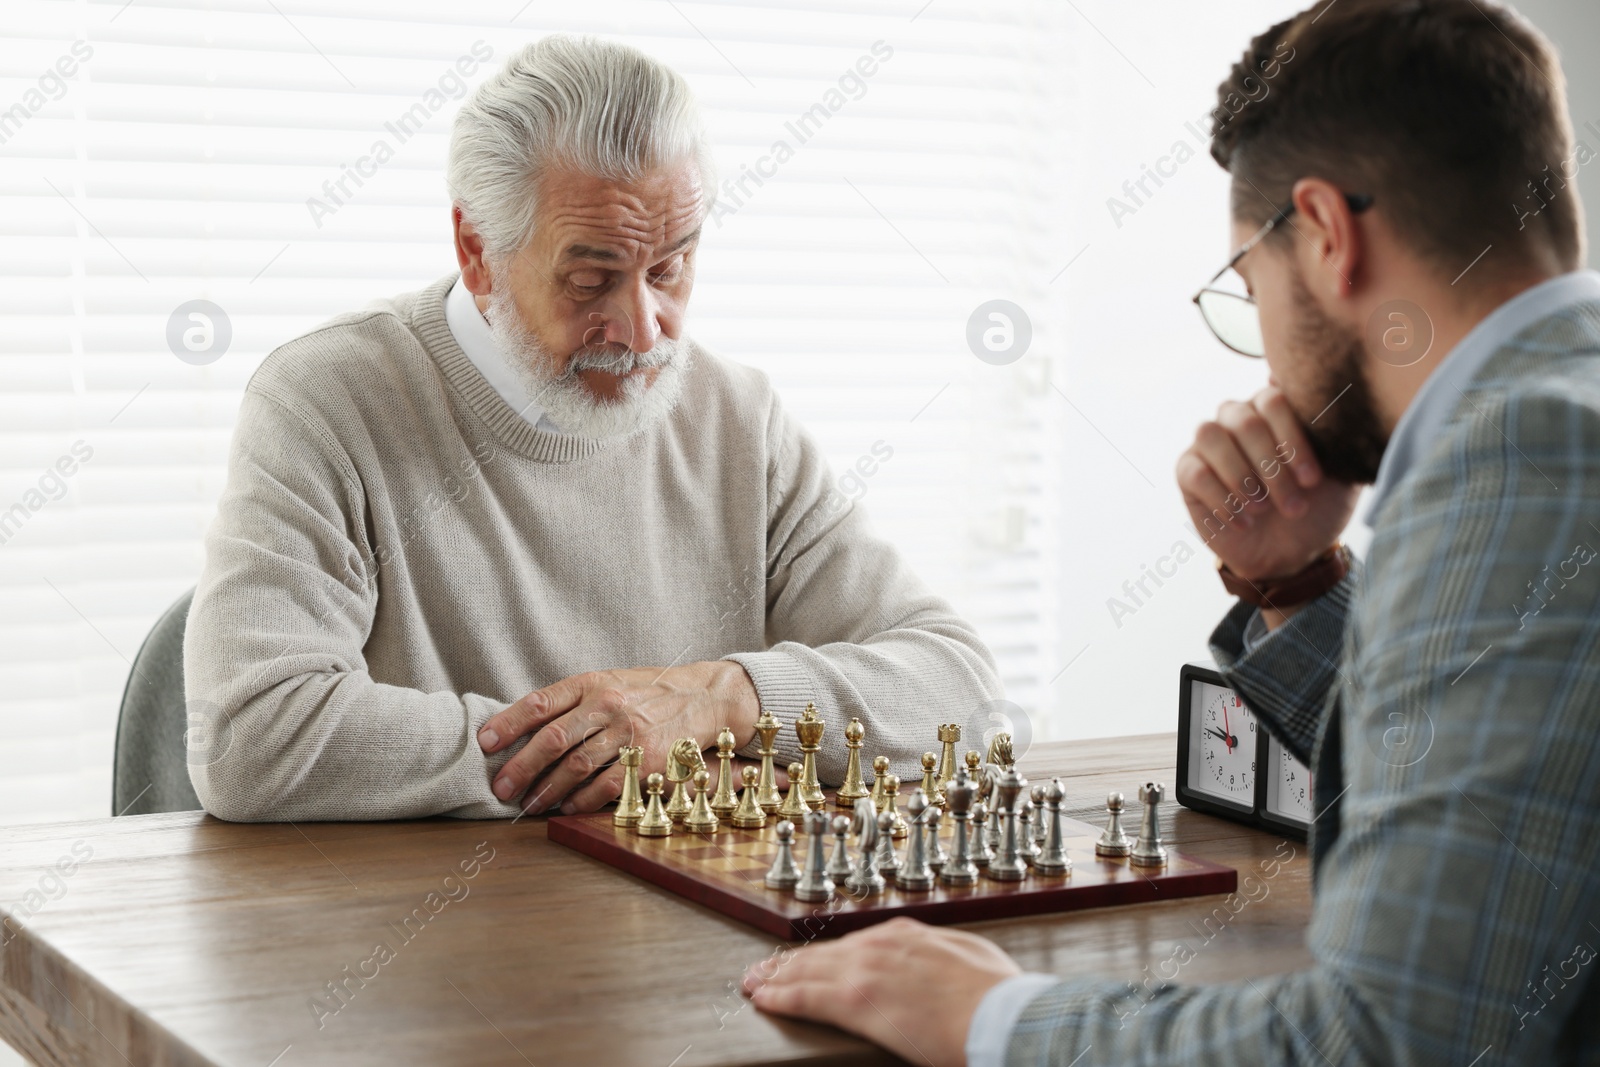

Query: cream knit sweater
left=184, top=275, right=1001, bottom=821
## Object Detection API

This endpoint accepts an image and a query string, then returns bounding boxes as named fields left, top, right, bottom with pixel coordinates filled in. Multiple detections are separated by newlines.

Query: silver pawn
left=874, top=802, right=902, bottom=876
left=971, top=799, right=994, bottom=867
left=926, top=802, right=948, bottom=871
left=1094, top=790, right=1132, bottom=857
left=940, top=765, right=979, bottom=886
left=1018, top=800, right=1039, bottom=867
left=826, top=814, right=855, bottom=883
left=1130, top=782, right=1168, bottom=867
left=1033, top=777, right=1071, bottom=875
left=894, top=789, right=935, bottom=891
left=845, top=800, right=886, bottom=895
left=984, top=767, right=1028, bottom=881
left=1030, top=784, right=1049, bottom=849
left=765, top=819, right=801, bottom=890
left=794, top=810, right=835, bottom=902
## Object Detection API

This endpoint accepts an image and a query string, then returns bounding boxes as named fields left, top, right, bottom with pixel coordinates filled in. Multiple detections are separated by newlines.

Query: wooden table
left=0, top=734, right=1313, bottom=1067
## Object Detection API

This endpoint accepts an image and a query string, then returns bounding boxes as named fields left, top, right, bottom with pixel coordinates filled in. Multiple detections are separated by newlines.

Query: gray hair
left=447, top=35, right=716, bottom=259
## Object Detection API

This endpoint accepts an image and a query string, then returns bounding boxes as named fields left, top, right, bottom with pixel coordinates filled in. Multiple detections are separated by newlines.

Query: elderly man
left=746, top=1, right=1600, bottom=1065
left=183, top=35, right=1000, bottom=822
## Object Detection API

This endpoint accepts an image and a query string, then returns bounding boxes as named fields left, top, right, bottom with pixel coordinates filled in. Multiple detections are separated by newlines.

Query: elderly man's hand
left=742, top=917, right=1022, bottom=1067
left=477, top=661, right=761, bottom=814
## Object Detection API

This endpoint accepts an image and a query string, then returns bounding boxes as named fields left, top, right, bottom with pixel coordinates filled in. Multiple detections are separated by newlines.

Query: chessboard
left=548, top=793, right=1237, bottom=941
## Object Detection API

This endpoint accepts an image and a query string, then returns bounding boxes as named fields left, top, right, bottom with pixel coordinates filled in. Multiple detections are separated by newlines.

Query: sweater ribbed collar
left=409, top=273, right=610, bottom=464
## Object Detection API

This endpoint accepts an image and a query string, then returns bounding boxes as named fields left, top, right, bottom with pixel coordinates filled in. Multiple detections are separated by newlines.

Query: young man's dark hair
left=1212, top=0, right=1584, bottom=276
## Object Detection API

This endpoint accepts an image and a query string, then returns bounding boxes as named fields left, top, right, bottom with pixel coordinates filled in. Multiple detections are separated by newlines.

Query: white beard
left=485, top=285, right=691, bottom=441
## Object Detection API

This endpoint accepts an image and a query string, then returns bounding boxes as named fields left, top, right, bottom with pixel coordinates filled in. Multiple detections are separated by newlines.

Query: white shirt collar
left=444, top=275, right=562, bottom=432
left=1364, top=269, right=1600, bottom=526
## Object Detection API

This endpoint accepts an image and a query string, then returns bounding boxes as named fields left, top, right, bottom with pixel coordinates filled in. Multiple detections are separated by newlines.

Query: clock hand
left=1223, top=701, right=1234, bottom=753
left=1203, top=726, right=1238, bottom=749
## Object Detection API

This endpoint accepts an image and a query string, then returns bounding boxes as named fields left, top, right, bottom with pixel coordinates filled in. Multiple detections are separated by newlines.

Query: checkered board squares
left=548, top=798, right=1237, bottom=941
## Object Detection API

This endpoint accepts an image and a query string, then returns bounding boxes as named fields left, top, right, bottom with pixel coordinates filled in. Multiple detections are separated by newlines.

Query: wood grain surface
left=0, top=734, right=1315, bottom=1067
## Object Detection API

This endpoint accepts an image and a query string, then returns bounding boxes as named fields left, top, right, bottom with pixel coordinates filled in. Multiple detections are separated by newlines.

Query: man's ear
left=452, top=205, right=493, bottom=296
left=1289, top=177, right=1364, bottom=299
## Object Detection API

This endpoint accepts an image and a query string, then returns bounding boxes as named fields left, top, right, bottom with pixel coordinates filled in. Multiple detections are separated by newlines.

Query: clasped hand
left=476, top=660, right=761, bottom=815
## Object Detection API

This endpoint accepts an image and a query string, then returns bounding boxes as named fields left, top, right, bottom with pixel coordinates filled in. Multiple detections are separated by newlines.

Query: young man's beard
left=1286, top=270, right=1390, bottom=485
left=484, top=282, right=691, bottom=441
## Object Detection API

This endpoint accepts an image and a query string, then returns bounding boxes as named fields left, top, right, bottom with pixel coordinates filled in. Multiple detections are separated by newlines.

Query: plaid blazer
left=1005, top=300, right=1600, bottom=1066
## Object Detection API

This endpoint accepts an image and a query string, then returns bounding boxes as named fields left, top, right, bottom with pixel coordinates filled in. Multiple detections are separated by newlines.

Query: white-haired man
left=183, top=35, right=1000, bottom=821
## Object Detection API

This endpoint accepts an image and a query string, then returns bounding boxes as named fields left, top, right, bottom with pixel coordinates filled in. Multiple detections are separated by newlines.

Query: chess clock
left=1176, top=662, right=1311, bottom=839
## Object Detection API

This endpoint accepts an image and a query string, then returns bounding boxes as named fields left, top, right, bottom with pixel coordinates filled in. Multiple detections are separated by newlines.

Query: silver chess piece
left=1033, top=777, right=1071, bottom=875
left=940, top=765, right=979, bottom=886
left=765, top=819, right=801, bottom=890
left=873, top=802, right=902, bottom=876
left=1129, top=782, right=1168, bottom=867
left=984, top=767, right=1029, bottom=881
left=1030, top=784, right=1049, bottom=849
left=845, top=800, right=886, bottom=895
left=983, top=768, right=1004, bottom=856
left=1018, top=800, right=1039, bottom=867
left=971, top=799, right=994, bottom=867
left=826, top=814, right=854, bottom=884
left=1094, top=790, right=1132, bottom=857
left=794, top=810, right=835, bottom=902
left=926, top=802, right=948, bottom=871
left=894, top=789, right=935, bottom=891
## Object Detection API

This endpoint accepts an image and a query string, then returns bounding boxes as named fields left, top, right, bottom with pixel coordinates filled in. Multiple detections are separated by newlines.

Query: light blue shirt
left=968, top=269, right=1600, bottom=1067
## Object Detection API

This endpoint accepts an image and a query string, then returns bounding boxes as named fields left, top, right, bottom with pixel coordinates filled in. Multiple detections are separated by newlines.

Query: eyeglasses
left=1192, top=193, right=1374, bottom=357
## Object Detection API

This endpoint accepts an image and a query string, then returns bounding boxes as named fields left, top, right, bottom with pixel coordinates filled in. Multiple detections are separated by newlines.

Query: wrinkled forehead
left=534, top=163, right=705, bottom=269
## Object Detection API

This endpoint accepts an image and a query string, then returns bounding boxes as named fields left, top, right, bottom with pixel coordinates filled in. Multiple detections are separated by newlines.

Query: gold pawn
left=835, top=717, right=870, bottom=809
left=935, top=723, right=961, bottom=803
left=710, top=727, right=739, bottom=819
left=754, top=711, right=782, bottom=815
left=637, top=773, right=673, bottom=837
left=883, top=774, right=908, bottom=838
left=920, top=752, right=939, bottom=803
left=796, top=703, right=826, bottom=810
left=964, top=749, right=983, bottom=778
left=684, top=768, right=720, bottom=834
left=730, top=765, right=767, bottom=830
left=778, top=760, right=811, bottom=821
left=869, top=755, right=891, bottom=812
left=613, top=745, right=645, bottom=828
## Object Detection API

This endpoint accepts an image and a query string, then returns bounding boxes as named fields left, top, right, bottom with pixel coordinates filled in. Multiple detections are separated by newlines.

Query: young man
left=744, top=2, right=1600, bottom=1064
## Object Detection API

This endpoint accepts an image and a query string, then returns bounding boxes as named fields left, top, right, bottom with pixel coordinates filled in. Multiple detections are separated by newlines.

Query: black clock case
left=1176, top=661, right=1308, bottom=841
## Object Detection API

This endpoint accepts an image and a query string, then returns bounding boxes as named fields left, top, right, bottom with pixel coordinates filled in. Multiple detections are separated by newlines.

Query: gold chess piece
left=870, top=755, right=891, bottom=812
left=986, top=731, right=1015, bottom=769
left=883, top=774, right=909, bottom=839
left=710, top=727, right=739, bottom=819
left=665, top=737, right=702, bottom=823
left=920, top=752, right=939, bottom=803
left=935, top=724, right=961, bottom=802
left=731, top=765, right=768, bottom=829
left=613, top=745, right=646, bottom=828
left=835, top=717, right=870, bottom=809
left=637, top=772, right=673, bottom=837
left=795, top=703, right=826, bottom=809
left=754, top=711, right=782, bottom=815
left=964, top=749, right=983, bottom=778
left=778, top=760, right=811, bottom=821
left=684, top=768, right=720, bottom=834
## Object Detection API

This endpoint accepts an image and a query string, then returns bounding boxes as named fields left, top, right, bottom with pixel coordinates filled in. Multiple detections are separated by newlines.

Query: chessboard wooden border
left=549, top=806, right=1238, bottom=941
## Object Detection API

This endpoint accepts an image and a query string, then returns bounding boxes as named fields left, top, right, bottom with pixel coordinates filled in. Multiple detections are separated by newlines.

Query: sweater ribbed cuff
left=721, top=649, right=814, bottom=765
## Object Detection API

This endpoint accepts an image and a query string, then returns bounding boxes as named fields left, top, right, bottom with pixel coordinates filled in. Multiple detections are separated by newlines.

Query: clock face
left=1185, top=679, right=1256, bottom=810
left=1265, top=733, right=1313, bottom=826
